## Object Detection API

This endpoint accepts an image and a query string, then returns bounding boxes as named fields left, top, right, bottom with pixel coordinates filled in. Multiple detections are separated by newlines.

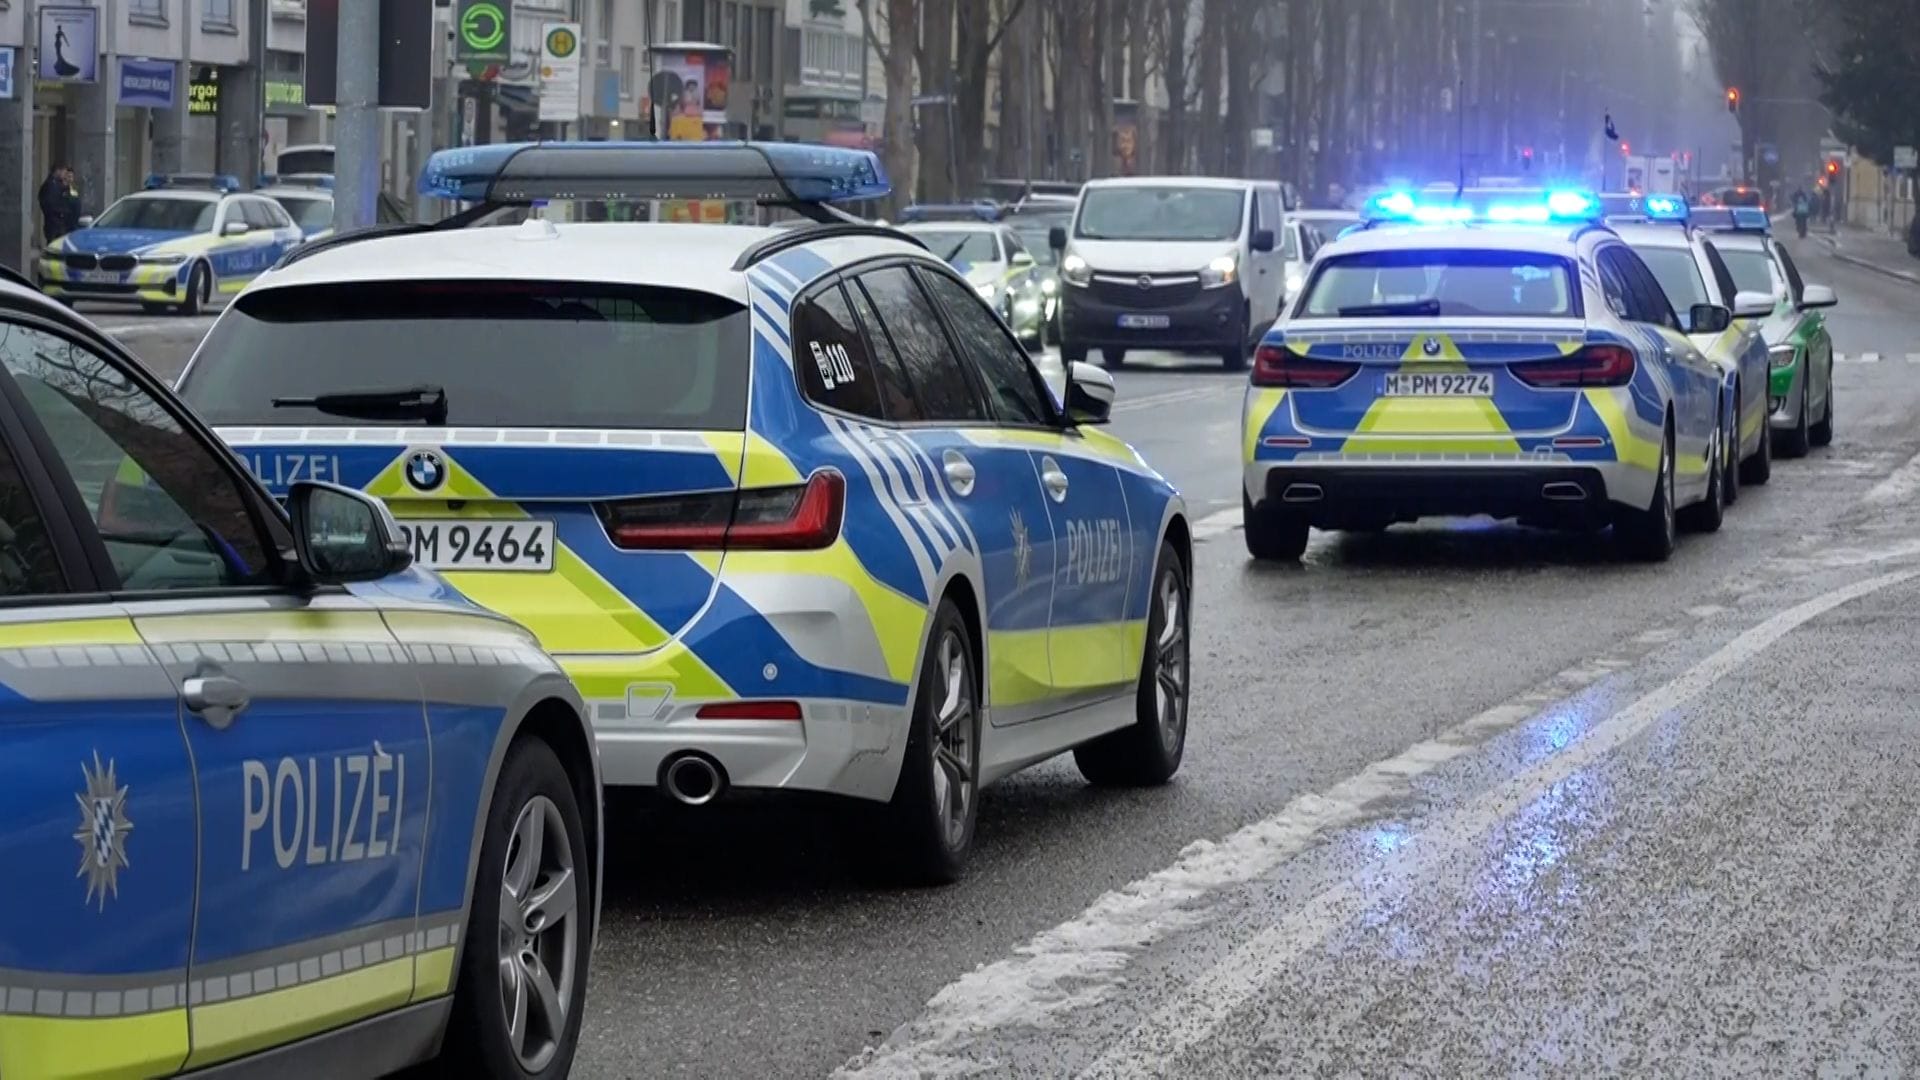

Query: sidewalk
left=1819, top=225, right=1920, bottom=287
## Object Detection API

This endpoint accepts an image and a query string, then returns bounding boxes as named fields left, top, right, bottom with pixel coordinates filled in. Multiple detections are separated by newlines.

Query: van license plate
left=1117, top=313, right=1171, bottom=329
left=1383, top=373, right=1494, bottom=397
left=396, top=520, right=555, bottom=571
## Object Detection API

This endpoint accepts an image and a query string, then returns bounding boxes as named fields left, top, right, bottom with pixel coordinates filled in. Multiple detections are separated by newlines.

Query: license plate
left=1117, top=313, right=1171, bottom=329
left=1383, top=372, right=1495, bottom=397
left=74, top=269, right=121, bottom=284
left=396, top=520, right=555, bottom=572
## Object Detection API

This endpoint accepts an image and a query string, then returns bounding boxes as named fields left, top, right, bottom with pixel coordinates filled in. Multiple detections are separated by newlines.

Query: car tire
left=1243, top=491, right=1309, bottom=562
left=1678, top=418, right=1725, bottom=534
left=1810, top=378, right=1834, bottom=448
left=177, top=262, right=210, bottom=317
left=1617, top=425, right=1677, bottom=562
left=1074, top=541, right=1190, bottom=788
left=1740, top=395, right=1772, bottom=485
left=1723, top=399, right=1741, bottom=506
left=1102, top=348, right=1128, bottom=369
left=437, top=736, right=591, bottom=1080
left=881, top=598, right=981, bottom=886
left=1776, top=375, right=1811, bottom=458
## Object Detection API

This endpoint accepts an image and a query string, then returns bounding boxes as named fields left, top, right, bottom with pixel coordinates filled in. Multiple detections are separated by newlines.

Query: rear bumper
left=1060, top=282, right=1243, bottom=351
left=1245, top=458, right=1648, bottom=529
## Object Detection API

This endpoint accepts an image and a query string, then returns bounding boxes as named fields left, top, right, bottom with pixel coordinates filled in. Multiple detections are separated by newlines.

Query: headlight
left=1285, top=272, right=1305, bottom=294
left=1061, top=254, right=1092, bottom=287
left=975, top=282, right=997, bottom=301
left=1041, top=277, right=1058, bottom=295
left=1768, top=344, right=1798, bottom=370
left=1200, top=254, right=1239, bottom=288
left=139, top=254, right=186, bottom=265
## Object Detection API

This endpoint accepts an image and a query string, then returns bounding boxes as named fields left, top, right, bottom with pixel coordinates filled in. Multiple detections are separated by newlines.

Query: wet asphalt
left=105, top=236, right=1920, bottom=1078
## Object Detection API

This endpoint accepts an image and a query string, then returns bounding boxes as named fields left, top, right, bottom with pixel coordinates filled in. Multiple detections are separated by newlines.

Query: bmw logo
left=405, top=449, right=446, bottom=492
left=1422, top=337, right=1443, bottom=357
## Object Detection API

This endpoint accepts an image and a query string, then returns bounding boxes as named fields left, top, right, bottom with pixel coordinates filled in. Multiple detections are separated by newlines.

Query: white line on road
left=1113, top=386, right=1230, bottom=414
left=1189, top=507, right=1239, bottom=541
left=1077, top=568, right=1918, bottom=1078
left=837, top=556, right=1920, bottom=1080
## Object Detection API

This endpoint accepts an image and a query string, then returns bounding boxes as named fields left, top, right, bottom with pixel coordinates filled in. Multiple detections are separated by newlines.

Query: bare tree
left=858, top=0, right=919, bottom=212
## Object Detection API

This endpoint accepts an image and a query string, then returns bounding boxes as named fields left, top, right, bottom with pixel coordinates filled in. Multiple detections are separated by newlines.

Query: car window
left=1256, top=190, right=1280, bottom=240
left=1719, top=246, right=1780, bottom=298
left=1773, top=243, right=1806, bottom=302
left=1634, top=245, right=1711, bottom=317
left=914, top=267, right=1053, bottom=427
left=1610, top=248, right=1682, bottom=330
left=0, top=323, right=277, bottom=592
left=241, top=200, right=274, bottom=230
left=793, top=283, right=885, bottom=421
left=1004, top=230, right=1029, bottom=261
left=92, top=196, right=217, bottom=233
left=270, top=195, right=333, bottom=233
left=180, top=281, right=750, bottom=430
left=1593, top=250, right=1636, bottom=320
left=1302, top=249, right=1576, bottom=318
left=854, top=266, right=990, bottom=423
left=0, top=418, right=71, bottom=597
left=844, top=280, right=925, bottom=423
left=1699, top=240, right=1740, bottom=305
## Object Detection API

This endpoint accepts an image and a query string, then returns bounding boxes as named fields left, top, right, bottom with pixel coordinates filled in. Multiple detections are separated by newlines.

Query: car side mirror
left=288, top=481, right=412, bottom=584
left=1048, top=225, right=1067, bottom=251
left=1688, top=303, right=1732, bottom=335
left=1731, top=290, right=1775, bottom=318
left=225, top=221, right=251, bottom=236
left=1011, top=250, right=1035, bottom=268
left=1799, top=283, right=1837, bottom=309
left=1250, top=228, right=1277, bottom=253
left=1065, top=360, right=1115, bottom=425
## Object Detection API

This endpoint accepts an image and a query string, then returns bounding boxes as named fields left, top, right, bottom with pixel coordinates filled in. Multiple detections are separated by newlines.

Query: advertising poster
left=649, top=45, right=736, bottom=223
left=38, top=6, right=98, bottom=83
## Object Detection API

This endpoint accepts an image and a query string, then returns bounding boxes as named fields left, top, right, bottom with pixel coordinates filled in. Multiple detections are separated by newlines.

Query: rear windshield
left=1300, top=249, right=1577, bottom=318
left=1719, top=248, right=1778, bottom=297
left=1635, top=245, right=1710, bottom=313
left=178, top=281, right=750, bottom=430
left=269, top=195, right=333, bottom=233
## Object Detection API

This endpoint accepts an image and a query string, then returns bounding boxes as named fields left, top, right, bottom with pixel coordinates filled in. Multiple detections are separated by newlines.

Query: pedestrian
left=37, top=164, right=79, bottom=244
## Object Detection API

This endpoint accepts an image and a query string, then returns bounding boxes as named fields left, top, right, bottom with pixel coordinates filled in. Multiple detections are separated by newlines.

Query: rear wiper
left=1336, top=299, right=1443, bottom=317
left=272, top=384, right=448, bottom=425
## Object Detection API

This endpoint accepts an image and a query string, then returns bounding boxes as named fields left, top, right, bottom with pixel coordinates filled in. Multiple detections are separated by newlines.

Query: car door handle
left=942, top=449, right=976, bottom=497
left=1040, top=456, right=1069, bottom=502
left=184, top=670, right=250, bottom=730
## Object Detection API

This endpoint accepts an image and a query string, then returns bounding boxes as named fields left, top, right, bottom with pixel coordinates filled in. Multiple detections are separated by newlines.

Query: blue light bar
left=1642, top=194, right=1687, bottom=222
left=1361, top=187, right=1603, bottom=227
left=901, top=201, right=1003, bottom=223
left=1689, top=206, right=1771, bottom=235
left=416, top=141, right=891, bottom=205
left=145, top=173, right=241, bottom=193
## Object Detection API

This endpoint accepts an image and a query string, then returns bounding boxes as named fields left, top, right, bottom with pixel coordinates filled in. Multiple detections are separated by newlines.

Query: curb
left=1829, top=249, right=1920, bottom=288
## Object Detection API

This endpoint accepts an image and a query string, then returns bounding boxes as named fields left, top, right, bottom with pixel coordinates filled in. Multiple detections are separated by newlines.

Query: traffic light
left=1521, top=147, right=1534, bottom=170
left=1726, top=87, right=1740, bottom=112
left=1621, top=141, right=1631, bottom=156
left=1826, top=159, right=1840, bottom=178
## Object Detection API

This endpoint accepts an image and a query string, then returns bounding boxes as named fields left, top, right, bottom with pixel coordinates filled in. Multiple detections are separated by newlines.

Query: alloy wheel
left=1154, top=569, right=1189, bottom=753
left=931, top=630, right=976, bottom=852
left=496, top=794, right=579, bottom=1074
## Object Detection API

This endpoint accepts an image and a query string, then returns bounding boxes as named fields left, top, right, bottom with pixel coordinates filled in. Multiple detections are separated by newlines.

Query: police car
left=0, top=264, right=603, bottom=1077
left=897, top=206, right=1049, bottom=348
left=175, top=142, right=1195, bottom=883
left=1243, top=188, right=1727, bottom=562
left=1612, top=195, right=1780, bottom=494
left=36, top=174, right=304, bottom=315
left=1689, top=207, right=1840, bottom=457
left=256, top=174, right=337, bottom=241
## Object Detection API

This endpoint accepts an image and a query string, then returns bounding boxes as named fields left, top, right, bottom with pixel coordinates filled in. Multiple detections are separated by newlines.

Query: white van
left=1048, top=176, right=1286, bottom=370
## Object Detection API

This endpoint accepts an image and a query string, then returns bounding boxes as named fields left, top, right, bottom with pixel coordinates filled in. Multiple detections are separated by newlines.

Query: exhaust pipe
left=660, top=752, right=727, bottom=807
left=1281, top=483, right=1325, bottom=503
left=1541, top=482, right=1587, bottom=501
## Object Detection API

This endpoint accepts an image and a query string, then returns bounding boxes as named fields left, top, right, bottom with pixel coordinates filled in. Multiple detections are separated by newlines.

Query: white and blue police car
left=176, top=141, right=1195, bottom=884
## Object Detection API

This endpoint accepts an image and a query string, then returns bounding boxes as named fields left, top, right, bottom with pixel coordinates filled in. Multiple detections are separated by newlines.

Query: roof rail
left=270, top=201, right=501, bottom=271
left=734, top=221, right=927, bottom=271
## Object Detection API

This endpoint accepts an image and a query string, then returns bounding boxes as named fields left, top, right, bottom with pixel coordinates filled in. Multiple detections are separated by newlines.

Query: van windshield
left=1074, top=186, right=1246, bottom=242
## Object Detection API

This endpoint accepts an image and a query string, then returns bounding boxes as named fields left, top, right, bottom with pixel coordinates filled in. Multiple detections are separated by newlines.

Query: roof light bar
left=1641, top=194, right=1688, bottom=222
left=145, top=173, right=242, bottom=193
left=415, top=141, right=891, bottom=206
left=1361, top=187, right=1603, bottom=227
left=1690, top=205, right=1771, bottom=235
left=900, top=201, right=1004, bottom=223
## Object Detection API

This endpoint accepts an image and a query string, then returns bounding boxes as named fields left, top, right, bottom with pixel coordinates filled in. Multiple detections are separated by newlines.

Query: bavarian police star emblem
left=74, top=751, right=133, bottom=911
left=1010, top=509, right=1032, bottom=586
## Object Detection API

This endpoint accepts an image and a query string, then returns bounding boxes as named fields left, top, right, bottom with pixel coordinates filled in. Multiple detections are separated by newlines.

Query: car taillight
left=695, top=700, right=803, bottom=721
left=1251, top=344, right=1360, bottom=388
left=597, top=469, right=845, bottom=551
left=1510, top=345, right=1636, bottom=388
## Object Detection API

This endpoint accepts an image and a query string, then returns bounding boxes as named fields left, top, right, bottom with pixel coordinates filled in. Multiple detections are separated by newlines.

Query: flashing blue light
left=901, top=201, right=1002, bottom=223
left=416, top=140, right=891, bottom=205
left=1362, top=187, right=1603, bottom=227
left=144, top=173, right=241, bottom=193
left=1642, top=194, right=1687, bottom=221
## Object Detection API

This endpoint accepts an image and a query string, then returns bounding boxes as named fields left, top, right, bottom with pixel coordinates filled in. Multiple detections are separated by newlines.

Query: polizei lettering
left=1340, top=343, right=1403, bottom=360
left=241, top=743, right=405, bottom=871
left=243, top=451, right=344, bottom=490
left=1065, top=517, right=1125, bottom=587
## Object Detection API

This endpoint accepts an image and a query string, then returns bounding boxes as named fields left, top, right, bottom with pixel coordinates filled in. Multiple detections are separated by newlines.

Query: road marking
left=1189, top=507, right=1239, bottom=541
left=104, top=318, right=211, bottom=337
left=1860, top=351, right=1881, bottom=363
left=1864, top=443, right=1920, bottom=503
left=1113, top=386, right=1229, bottom=414
left=1908, top=354, right=1920, bottom=363
left=1075, top=568, right=1919, bottom=1078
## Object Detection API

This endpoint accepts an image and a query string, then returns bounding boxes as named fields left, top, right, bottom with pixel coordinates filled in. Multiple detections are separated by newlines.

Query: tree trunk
left=1197, top=0, right=1224, bottom=172
left=1221, top=0, right=1254, bottom=177
left=877, top=0, right=919, bottom=214
left=1162, top=0, right=1189, bottom=172
left=954, top=0, right=994, bottom=196
left=918, top=0, right=956, bottom=200
left=1091, top=0, right=1114, bottom=177
left=995, top=0, right=1031, bottom=178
